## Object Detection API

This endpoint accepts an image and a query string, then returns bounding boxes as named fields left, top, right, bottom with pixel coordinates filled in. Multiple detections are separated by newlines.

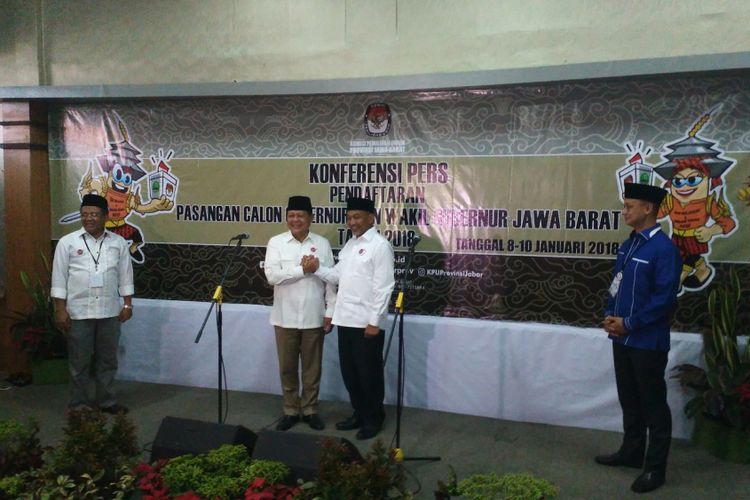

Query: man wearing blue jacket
left=596, top=182, right=681, bottom=494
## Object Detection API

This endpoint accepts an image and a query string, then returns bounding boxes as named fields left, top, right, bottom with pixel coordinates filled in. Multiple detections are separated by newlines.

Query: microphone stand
left=195, top=237, right=245, bottom=424
left=387, top=242, right=440, bottom=464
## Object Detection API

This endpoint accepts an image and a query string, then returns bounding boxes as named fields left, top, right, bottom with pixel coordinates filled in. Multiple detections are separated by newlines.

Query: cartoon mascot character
left=654, top=111, right=737, bottom=291
left=78, top=121, right=174, bottom=262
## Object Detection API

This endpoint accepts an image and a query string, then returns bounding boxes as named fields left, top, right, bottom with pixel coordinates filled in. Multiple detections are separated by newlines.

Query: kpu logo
left=364, top=103, right=391, bottom=137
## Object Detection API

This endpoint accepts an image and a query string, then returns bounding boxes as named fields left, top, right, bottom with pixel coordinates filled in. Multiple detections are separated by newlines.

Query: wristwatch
left=122, top=305, right=133, bottom=309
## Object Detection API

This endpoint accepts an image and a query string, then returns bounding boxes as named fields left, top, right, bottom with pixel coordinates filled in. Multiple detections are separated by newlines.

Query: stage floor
left=1, top=379, right=747, bottom=499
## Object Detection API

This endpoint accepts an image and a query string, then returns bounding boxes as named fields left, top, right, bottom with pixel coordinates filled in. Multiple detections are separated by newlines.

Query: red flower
left=135, top=459, right=170, bottom=498
left=134, top=462, right=153, bottom=474
left=244, top=478, right=301, bottom=499
left=175, top=493, right=202, bottom=500
left=249, top=477, right=267, bottom=489
left=737, top=383, right=750, bottom=404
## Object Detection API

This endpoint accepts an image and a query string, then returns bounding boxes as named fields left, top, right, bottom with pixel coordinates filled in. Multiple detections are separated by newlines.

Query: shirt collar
left=76, top=227, right=109, bottom=242
left=356, top=226, right=378, bottom=242
left=631, top=224, right=661, bottom=240
left=284, top=230, right=311, bottom=243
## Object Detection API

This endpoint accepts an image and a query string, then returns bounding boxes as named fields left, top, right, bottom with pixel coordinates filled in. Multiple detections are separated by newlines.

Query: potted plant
left=0, top=419, right=45, bottom=478
left=435, top=468, right=559, bottom=500
left=133, top=444, right=298, bottom=499
left=0, top=410, right=139, bottom=499
left=310, top=439, right=410, bottom=499
left=6, top=255, right=68, bottom=384
left=672, top=267, right=750, bottom=463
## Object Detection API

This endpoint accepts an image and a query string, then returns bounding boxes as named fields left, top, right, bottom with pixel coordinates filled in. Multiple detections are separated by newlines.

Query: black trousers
left=613, top=342, right=672, bottom=474
left=337, top=326, right=385, bottom=429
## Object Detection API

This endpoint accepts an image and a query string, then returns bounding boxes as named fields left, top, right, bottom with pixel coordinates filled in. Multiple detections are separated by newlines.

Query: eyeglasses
left=672, top=175, right=704, bottom=188
left=80, top=212, right=104, bottom=219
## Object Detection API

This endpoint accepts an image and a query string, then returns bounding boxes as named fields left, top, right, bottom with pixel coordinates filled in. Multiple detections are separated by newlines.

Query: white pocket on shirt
left=105, top=247, right=120, bottom=270
left=352, top=253, right=373, bottom=276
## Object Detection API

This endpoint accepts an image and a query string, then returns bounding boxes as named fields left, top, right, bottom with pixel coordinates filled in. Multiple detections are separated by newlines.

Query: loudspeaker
left=252, top=430, right=362, bottom=482
left=150, top=416, right=257, bottom=463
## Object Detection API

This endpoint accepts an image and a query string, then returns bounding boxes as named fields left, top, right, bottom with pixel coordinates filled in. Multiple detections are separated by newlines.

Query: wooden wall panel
left=0, top=101, right=50, bottom=374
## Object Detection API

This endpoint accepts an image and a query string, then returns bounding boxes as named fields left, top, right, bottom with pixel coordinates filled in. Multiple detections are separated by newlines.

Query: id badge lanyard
left=83, top=233, right=107, bottom=287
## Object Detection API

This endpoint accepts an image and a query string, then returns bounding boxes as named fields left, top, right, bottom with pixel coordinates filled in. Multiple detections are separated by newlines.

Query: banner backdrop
left=49, top=74, right=750, bottom=330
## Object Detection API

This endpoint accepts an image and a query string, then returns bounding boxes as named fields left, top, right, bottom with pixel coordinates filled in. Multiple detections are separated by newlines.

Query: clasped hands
left=301, top=255, right=320, bottom=274
left=603, top=315, right=626, bottom=337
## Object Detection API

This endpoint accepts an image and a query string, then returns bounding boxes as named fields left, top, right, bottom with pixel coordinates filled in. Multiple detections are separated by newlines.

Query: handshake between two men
left=301, top=254, right=320, bottom=275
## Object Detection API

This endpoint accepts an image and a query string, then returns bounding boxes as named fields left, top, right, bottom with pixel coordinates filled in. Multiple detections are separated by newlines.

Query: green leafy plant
left=435, top=466, right=460, bottom=499
left=243, top=459, right=292, bottom=486
left=6, top=254, right=66, bottom=360
left=457, top=472, right=559, bottom=500
left=3, top=463, right=135, bottom=500
left=0, top=474, right=25, bottom=500
left=0, top=412, right=137, bottom=499
left=42, top=408, right=139, bottom=497
left=136, top=449, right=296, bottom=500
left=0, top=419, right=44, bottom=477
left=311, top=438, right=410, bottom=499
left=31, top=472, right=100, bottom=499
left=672, top=267, right=750, bottom=430
left=160, top=444, right=268, bottom=500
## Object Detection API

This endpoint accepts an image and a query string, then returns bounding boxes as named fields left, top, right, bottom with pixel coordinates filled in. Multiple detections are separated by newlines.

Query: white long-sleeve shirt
left=316, top=226, right=395, bottom=329
left=51, top=228, right=134, bottom=320
left=264, top=230, right=337, bottom=329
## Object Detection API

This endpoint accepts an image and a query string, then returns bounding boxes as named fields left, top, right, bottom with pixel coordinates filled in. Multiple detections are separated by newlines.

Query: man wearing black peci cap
left=51, top=194, right=134, bottom=414
left=307, top=196, right=395, bottom=440
left=595, top=182, right=682, bottom=494
left=264, top=196, right=336, bottom=432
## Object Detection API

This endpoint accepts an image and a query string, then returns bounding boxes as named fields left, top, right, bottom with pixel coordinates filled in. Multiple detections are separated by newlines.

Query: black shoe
left=594, top=452, right=642, bottom=468
left=303, top=414, right=325, bottom=430
left=335, top=415, right=362, bottom=431
left=682, top=267, right=713, bottom=290
left=100, top=404, right=129, bottom=415
left=8, top=372, right=31, bottom=386
left=276, top=414, right=299, bottom=431
left=356, top=426, right=380, bottom=440
left=631, top=471, right=665, bottom=493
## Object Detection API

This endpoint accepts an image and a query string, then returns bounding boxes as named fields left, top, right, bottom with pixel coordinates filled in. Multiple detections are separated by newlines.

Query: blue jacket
left=604, top=224, right=682, bottom=351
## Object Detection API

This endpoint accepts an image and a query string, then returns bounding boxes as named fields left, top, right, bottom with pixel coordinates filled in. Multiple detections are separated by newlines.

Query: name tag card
left=90, top=271, right=104, bottom=288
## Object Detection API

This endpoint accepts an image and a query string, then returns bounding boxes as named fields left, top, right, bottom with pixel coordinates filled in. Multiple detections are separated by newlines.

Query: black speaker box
left=150, top=416, right=257, bottom=463
left=252, top=430, right=362, bottom=482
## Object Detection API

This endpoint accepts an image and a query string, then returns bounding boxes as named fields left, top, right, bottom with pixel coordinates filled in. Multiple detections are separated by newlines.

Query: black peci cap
left=80, top=194, right=108, bottom=213
left=624, top=183, right=667, bottom=205
left=346, top=197, right=376, bottom=213
left=287, top=195, right=313, bottom=213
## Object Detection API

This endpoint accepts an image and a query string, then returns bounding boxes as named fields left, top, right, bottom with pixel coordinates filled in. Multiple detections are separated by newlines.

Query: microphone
left=229, top=232, right=250, bottom=241
left=409, top=233, right=422, bottom=249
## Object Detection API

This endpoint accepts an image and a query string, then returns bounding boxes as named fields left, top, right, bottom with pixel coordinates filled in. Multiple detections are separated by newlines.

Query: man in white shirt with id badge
left=51, top=194, right=134, bottom=414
